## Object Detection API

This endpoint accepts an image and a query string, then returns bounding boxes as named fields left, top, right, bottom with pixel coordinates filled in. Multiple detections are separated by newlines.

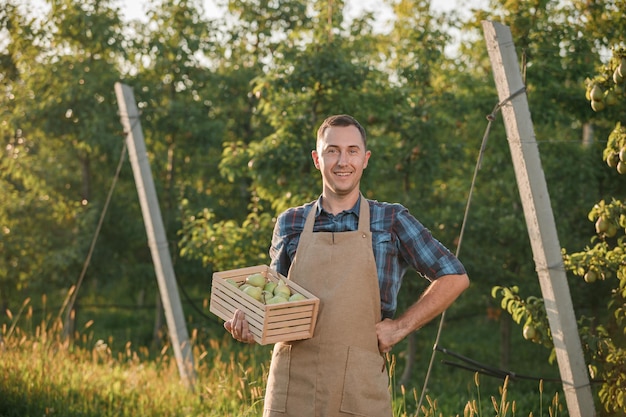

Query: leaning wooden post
left=114, top=82, right=196, bottom=388
left=482, top=21, right=595, bottom=417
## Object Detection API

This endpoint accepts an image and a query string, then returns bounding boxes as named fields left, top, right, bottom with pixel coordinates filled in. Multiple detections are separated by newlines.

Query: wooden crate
left=210, top=265, right=320, bottom=345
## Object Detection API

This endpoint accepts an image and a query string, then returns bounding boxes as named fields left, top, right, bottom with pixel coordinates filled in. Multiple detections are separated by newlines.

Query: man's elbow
left=459, top=273, right=470, bottom=291
left=445, top=273, right=470, bottom=296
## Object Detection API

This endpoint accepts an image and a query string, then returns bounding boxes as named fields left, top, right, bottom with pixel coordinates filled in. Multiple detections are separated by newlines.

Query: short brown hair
left=316, top=114, right=367, bottom=149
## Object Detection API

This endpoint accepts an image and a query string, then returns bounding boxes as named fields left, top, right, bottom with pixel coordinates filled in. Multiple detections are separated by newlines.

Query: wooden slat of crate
left=209, top=265, right=320, bottom=345
left=260, top=302, right=317, bottom=344
left=209, top=292, right=264, bottom=336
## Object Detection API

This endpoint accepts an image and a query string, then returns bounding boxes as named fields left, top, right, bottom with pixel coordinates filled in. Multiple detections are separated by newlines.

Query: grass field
left=0, top=296, right=568, bottom=417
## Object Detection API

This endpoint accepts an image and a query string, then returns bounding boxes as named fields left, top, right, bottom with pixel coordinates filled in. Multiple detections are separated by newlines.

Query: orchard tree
left=565, top=49, right=626, bottom=414
left=125, top=0, right=227, bottom=268
left=449, top=0, right=623, bottom=376
left=459, top=0, right=606, bottom=277
left=493, top=48, right=626, bottom=414
left=177, top=0, right=318, bottom=272
left=0, top=0, right=128, bottom=310
left=179, top=0, right=392, bottom=272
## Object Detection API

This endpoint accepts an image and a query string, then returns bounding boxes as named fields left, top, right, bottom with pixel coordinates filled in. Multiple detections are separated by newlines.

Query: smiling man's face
left=312, top=124, right=371, bottom=200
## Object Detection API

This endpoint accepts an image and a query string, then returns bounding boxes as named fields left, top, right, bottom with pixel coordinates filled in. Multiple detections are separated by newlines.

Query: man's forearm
left=376, top=273, right=469, bottom=352
left=397, top=273, right=470, bottom=337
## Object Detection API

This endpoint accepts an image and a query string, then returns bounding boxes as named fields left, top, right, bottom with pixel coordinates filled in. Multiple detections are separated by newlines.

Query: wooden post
left=482, top=21, right=595, bottom=417
left=114, top=82, right=196, bottom=388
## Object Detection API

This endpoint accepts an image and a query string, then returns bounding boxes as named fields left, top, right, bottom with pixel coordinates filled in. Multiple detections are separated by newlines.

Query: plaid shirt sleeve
left=371, top=201, right=466, bottom=316
left=392, top=204, right=466, bottom=279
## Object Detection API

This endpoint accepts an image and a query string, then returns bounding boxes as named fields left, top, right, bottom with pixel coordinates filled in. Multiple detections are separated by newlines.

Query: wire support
left=437, top=345, right=562, bottom=383
left=438, top=345, right=606, bottom=387
left=535, top=261, right=566, bottom=273
left=486, top=86, right=527, bottom=122
left=60, top=141, right=128, bottom=327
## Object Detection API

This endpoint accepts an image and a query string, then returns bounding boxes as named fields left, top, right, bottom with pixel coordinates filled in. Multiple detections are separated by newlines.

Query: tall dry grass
left=0, top=296, right=267, bottom=417
left=0, top=296, right=563, bottom=417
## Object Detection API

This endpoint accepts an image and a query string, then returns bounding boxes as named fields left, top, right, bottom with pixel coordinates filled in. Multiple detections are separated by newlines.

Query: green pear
left=243, top=285, right=263, bottom=301
left=261, top=290, right=274, bottom=303
left=246, top=273, right=267, bottom=288
left=226, top=278, right=239, bottom=287
left=265, top=295, right=288, bottom=304
left=273, top=282, right=291, bottom=298
left=263, top=281, right=277, bottom=293
left=239, top=284, right=251, bottom=292
left=288, top=293, right=306, bottom=302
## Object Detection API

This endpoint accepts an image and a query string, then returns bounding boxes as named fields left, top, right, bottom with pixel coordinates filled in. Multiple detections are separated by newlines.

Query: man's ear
left=363, top=150, right=371, bottom=169
left=311, top=150, right=320, bottom=169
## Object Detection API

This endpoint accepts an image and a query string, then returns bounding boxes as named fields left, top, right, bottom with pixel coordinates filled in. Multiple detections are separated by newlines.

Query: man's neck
left=320, top=190, right=361, bottom=215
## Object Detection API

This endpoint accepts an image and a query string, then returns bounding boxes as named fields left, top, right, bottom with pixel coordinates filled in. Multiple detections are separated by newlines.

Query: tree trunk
left=152, top=291, right=164, bottom=348
left=582, top=123, right=594, bottom=147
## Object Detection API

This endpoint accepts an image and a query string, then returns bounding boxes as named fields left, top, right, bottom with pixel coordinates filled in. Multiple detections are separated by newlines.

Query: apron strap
left=357, top=194, right=370, bottom=233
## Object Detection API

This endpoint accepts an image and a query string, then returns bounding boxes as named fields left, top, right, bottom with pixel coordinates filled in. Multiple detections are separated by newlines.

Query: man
left=225, top=114, right=469, bottom=417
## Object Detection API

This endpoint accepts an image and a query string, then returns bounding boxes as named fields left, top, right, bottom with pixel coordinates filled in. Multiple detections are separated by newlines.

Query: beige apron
left=263, top=196, right=393, bottom=417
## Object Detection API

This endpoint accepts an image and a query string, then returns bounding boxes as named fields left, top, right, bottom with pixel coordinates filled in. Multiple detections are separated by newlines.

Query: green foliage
left=563, top=45, right=626, bottom=414
left=0, top=0, right=127, bottom=302
left=178, top=198, right=273, bottom=271
left=563, top=198, right=626, bottom=414
left=492, top=286, right=552, bottom=349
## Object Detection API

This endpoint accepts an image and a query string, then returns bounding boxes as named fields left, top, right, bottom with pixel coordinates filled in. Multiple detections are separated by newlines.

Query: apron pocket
left=264, top=343, right=291, bottom=413
left=340, top=345, right=392, bottom=417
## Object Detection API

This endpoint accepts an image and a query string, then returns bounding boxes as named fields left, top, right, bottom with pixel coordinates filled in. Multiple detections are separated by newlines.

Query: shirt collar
left=315, top=195, right=361, bottom=217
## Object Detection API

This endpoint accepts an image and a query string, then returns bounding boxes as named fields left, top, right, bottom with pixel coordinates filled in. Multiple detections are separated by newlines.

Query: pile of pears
left=227, top=273, right=306, bottom=304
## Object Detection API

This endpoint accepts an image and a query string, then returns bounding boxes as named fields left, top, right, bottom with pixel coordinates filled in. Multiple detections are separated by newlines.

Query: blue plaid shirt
left=270, top=196, right=467, bottom=318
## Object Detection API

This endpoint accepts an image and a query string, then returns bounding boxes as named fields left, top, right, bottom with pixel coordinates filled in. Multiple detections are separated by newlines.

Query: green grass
left=0, top=296, right=567, bottom=417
